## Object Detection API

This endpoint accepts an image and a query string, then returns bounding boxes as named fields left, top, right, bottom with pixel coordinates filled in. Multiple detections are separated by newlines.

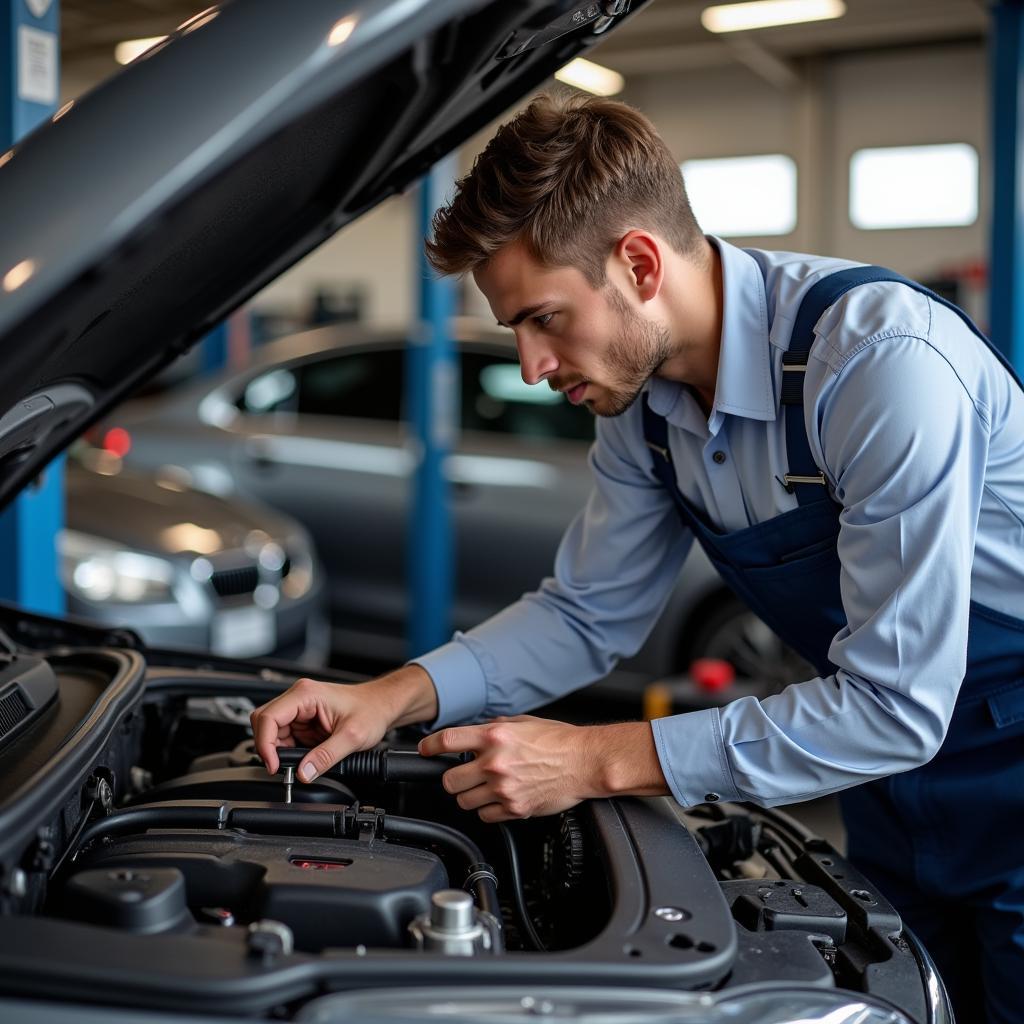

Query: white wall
left=624, top=41, right=987, bottom=278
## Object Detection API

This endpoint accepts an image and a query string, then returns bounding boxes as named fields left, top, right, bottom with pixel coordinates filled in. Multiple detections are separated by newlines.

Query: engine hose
left=275, top=746, right=466, bottom=784
left=384, top=815, right=503, bottom=941
left=73, top=802, right=351, bottom=856
left=498, top=823, right=546, bottom=952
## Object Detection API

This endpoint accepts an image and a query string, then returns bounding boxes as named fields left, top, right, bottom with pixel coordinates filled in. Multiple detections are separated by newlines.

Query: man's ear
left=611, top=230, right=664, bottom=303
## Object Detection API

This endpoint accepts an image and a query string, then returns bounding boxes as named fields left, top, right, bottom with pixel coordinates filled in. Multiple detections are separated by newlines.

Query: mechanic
left=252, top=94, right=1024, bottom=1019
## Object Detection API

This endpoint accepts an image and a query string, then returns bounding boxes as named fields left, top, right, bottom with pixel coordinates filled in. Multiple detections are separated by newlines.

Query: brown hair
left=425, top=92, right=705, bottom=286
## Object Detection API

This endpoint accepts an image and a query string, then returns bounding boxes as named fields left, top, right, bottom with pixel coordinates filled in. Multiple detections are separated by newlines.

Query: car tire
left=680, top=596, right=814, bottom=697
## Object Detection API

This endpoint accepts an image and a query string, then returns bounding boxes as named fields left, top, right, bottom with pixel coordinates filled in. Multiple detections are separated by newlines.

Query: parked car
left=105, top=321, right=812, bottom=693
left=0, top=2, right=949, bottom=1022
left=63, top=443, right=329, bottom=664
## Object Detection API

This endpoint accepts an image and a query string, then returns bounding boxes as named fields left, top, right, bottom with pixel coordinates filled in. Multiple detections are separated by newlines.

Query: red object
left=690, top=658, right=735, bottom=693
left=289, top=858, right=351, bottom=870
left=102, top=427, right=132, bottom=458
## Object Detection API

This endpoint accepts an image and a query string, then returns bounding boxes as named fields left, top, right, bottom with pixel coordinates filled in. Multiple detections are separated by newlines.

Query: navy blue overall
left=642, top=266, right=1024, bottom=1023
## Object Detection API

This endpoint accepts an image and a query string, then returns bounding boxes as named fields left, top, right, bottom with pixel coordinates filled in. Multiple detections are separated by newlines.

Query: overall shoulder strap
left=781, top=264, right=1022, bottom=505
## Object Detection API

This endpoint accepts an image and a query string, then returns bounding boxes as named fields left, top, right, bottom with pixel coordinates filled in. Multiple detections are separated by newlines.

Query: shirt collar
left=646, top=236, right=775, bottom=435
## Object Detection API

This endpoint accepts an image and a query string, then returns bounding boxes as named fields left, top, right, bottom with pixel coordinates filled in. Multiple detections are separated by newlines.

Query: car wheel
left=682, top=597, right=814, bottom=696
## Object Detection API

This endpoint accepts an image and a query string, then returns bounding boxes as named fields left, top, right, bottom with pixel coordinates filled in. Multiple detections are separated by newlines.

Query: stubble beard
left=588, top=287, right=675, bottom=418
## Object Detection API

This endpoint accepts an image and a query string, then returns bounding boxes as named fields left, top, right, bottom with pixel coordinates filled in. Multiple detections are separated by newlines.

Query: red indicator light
left=103, top=427, right=132, bottom=458
left=289, top=858, right=352, bottom=870
left=691, top=658, right=736, bottom=693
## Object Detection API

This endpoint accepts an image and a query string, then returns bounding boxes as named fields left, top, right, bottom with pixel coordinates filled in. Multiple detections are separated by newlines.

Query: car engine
left=0, top=613, right=946, bottom=1022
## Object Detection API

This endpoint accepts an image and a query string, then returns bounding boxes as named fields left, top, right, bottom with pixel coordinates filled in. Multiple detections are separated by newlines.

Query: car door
left=228, top=347, right=411, bottom=653
left=451, top=346, right=596, bottom=630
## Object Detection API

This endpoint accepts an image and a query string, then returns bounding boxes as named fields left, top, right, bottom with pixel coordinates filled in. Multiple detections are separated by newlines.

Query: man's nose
left=517, top=334, right=558, bottom=386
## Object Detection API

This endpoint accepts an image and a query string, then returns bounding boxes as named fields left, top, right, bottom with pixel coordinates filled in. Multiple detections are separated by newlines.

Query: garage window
left=849, top=143, right=978, bottom=230
left=680, top=154, right=797, bottom=237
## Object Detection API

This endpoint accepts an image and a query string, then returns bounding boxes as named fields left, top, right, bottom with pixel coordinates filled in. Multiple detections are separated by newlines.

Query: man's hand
left=418, top=715, right=670, bottom=822
left=251, top=665, right=438, bottom=782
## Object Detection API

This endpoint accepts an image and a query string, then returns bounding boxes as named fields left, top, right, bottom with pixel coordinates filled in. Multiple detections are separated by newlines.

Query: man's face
left=474, top=241, right=673, bottom=417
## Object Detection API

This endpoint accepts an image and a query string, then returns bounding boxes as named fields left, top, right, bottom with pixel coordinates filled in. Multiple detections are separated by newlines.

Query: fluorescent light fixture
left=114, top=36, right=167, bottom=65
left=554, top=58, right=624, bottom=97
left=682, top=154, right=797, bottom=237
left=701, top=0, right=845, bottom=33
left=850, top=144, right=978, bottom=230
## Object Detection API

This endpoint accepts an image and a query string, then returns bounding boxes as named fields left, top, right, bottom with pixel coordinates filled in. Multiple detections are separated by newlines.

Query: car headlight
left=281, top=531, right=316, bottom=601
left=59, top=530, right=176, bottom=604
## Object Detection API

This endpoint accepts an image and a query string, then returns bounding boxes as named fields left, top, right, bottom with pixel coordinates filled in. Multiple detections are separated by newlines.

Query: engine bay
left=0, top=612, right=940, bottom=1021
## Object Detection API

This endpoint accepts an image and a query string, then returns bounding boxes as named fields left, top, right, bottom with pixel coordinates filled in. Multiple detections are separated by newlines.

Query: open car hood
left=0, top=0, right=647, bottom=509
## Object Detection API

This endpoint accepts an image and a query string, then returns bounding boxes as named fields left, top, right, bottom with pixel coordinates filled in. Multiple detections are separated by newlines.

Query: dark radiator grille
left=0, top=686, right=30, bottom=741
left=210, top=566, right=259, bottom=597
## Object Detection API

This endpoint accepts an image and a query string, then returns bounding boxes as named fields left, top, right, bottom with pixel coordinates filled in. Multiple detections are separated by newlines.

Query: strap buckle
left=777, top=472, right=827, bottom=494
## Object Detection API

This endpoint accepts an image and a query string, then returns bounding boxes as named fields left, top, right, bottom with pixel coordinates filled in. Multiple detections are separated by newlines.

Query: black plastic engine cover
left=73, top=831, right=448, bottom=951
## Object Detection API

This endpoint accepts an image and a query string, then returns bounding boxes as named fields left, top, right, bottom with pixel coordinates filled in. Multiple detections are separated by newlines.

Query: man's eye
left=535, top=313, right=555, bottom=327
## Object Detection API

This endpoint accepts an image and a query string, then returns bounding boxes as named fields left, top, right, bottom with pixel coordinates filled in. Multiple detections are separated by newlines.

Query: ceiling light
left=554, top=57, right=624, bottom=97
left=3, top=260, right=35, bottom=293
left=701, top=0, right=846, bottom=33
left=328, top=16, right=358, bottom=47
left=114, top=36, right=167, bottom=65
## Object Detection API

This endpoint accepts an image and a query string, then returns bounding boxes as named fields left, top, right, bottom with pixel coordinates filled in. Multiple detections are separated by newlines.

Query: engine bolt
left=654, top=906, right=688, bottom=922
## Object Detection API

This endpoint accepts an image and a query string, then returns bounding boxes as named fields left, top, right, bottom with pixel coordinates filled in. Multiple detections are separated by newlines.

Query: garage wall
left=252, top=196, right=417, bottom=329
left=623, top=40, right=987, bottom=280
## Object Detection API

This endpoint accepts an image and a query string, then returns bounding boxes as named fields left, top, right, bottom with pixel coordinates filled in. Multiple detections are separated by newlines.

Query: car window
left=236, top=350, right=404, bottom=422
left=237, top=367, right=300, bottom=414
left=461, top=351, right=595, bottom=443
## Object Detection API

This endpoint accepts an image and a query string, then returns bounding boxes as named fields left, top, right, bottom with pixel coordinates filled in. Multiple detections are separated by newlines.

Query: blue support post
left=407, top=155, right=459, bottom=658
left=990, top=0, right=1024, bottom=371
left=201, top=322, right=229, bottom=375
left=0, top=0, right=63, bottom=615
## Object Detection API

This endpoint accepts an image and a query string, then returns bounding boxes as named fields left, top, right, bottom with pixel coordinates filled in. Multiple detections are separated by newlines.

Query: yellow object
left=643, top=682, right=673, bottom=721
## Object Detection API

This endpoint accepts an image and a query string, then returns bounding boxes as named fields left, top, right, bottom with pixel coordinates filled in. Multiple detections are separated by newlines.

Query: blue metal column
left=407, top=155, right=459, bottom=657
left=990, top=0, right=1024, bottom=370
left=0, top=0, right=63, bottom=614
left=201, top=322, right=229, bottom=374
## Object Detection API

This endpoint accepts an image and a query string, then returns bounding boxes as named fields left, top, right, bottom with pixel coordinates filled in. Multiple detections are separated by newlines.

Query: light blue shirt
left=413, top=237, right=1024, bottom=808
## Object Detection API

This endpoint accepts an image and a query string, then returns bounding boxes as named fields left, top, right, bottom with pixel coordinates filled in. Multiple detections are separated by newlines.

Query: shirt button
left=704, top=792, right=721, bottom=803
left=712, top=451, right=726, bottom=465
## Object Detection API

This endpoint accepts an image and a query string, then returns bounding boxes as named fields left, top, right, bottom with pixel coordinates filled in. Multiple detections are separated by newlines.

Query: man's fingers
left=454, top=783, right=494, bottom=812
left=418, top=725, right=492, bottom=757
left=299, top=730, right=360, bottom=782
left=443, top=763, right=486, bottom=796
left=478, top=803, right=517, bottom=824
left=252, top=704, right=298, bottom=774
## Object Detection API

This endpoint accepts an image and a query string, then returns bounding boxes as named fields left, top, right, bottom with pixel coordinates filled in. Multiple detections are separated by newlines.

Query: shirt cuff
left=651, top=707, right=742, bottom=807
left=408, top=633, right=489, bottom=729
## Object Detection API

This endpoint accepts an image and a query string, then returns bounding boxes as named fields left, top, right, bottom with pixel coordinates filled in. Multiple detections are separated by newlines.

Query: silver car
left=106, top=322, right=808, bottom=693
left=63, top=444, right=330, bottom=664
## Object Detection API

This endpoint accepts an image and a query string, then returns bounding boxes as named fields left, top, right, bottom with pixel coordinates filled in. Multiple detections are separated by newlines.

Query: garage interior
left=0, top=2, right=1017, bottom=1021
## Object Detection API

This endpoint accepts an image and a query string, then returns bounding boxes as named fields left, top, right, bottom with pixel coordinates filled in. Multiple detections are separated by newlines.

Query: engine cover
left=70, top=831, right=448, bottom=951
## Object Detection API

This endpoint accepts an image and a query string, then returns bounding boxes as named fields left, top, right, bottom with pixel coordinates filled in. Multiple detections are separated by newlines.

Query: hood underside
left=0, top=0, right=647, bottom=510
